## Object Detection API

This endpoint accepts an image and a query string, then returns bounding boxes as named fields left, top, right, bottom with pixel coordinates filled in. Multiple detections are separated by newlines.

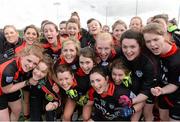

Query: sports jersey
left=0, top=38, right=25, bottom=64
left=96, top=48, right=121, bottom=74
left=88, top=82, right=135, bottom=121
left=122, top=51, right=160, bottom=97
left=42, top=38, right=62, bottom=62
left=54, top=55, right=79, bottom=73
left=159, top=43, right=180, bottom=101
left=0, top=57, right=32, bottom=95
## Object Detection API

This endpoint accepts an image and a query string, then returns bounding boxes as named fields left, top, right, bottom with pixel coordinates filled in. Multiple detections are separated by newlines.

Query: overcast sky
left=0, top=0, right=180, bottom=30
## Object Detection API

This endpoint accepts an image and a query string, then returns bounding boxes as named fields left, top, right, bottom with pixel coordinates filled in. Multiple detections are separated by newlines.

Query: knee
left=63, top=113, right=72, bottom=121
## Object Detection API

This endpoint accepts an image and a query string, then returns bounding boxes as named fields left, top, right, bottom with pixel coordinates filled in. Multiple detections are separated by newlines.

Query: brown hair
left=142, top=23, right=172, bottom=44
left=24, top=24, right=40, bottom=38
left=110, top=59, right=130, bottom=76
left=112, top=20, right=127, bottom=31
left=71, top=11, right=80, bottom=21
left=41, top=54, right=54, bottom=78
left=152, top=14, right=169, bottom=24
left=79, top=47, right=97, bottom=65
left=53, top=64, right=73, bottom=77
left=66, top=18, right=80, bottom=30
left=3, top=25, right=17, bottom=34
left=130, top=16, right=143, bottom=26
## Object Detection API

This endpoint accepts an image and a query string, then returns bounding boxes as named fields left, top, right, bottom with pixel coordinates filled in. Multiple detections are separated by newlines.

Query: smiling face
left=24, top=27, right=38, bottom=45
left=129, top=18, right=142, bottom=32
left=88, top=20, right=101, bottom=36
left=62, top=42, right=77, bottom=63
left=43, top=24, right=58, bottom=44
left=32, top=62, right=48, bottom=80
left=112, top=24, right=126, bottom=41
left=4, top=26, right=19, bottom=44
left=66, top=22, right=79, bottom=37
left=57, top=71, right=74, bottom=91
left=95, top=37, right=112, bottom=61
left=79, top=55, right=94, bottom=74
left=121, top=38, right=140, bottom=61
left=21, top=54, right=40, bottom=72
left=143, top=33, right=165, bottom=55
left=90, top=72, right=109, bottom=94
left=112, top=68, right=126, bottom=85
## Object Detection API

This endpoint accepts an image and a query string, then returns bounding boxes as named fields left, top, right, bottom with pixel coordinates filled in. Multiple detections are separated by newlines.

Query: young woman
left=112, top=20, right=127, bottom=48
left=55, top=37, right=80, bottom=73
left=129, top=16, right=143, bottom=32
left=86, top=18, right=102, bottom=48
left=95, top=32, right=120, bottom=73
left=22, top=24, right=40, bottom=120
left=85, top=66, right=135, bottom=121
left=0, top=43, right=44, bottom=121
left=0, top=25, right=24, bottom=64
left=41, top=21, right=61, bottom=61
left=110, top=59, right=132, bottom=87
left=29, top=54, right=60, bottom=121
left=23, top=24, right=39, bottom=45
left=143, top=23, right=180, bottom=121
left=120, top=29, right=160, bottom=121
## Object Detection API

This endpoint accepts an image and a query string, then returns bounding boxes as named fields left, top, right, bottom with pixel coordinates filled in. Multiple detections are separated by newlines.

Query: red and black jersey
left=159, top=43, right=180, bottom=102
left=88, top=82, right=134, bottom=121
left=0, top=57, right=32, bottom=95
left=42, top=38, right=62, bottom=61
left=96, top=48, right=121, bottom=75
left=0, top=38, right=25, bottom=64
left=112, top=36, right=120, bottom=48
left=54, top=55, right=79, bottom=73
left=159, top=43, right=180, bottom=86
left=75, top=68, right=91, bottom=96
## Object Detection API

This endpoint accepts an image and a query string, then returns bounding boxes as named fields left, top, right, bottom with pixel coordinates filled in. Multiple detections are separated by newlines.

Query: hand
left=45, top=102, right=57, bottom=111
left=119, top=95, right=132, bottom=107
left=151, top=86, right=162, bottom=96
left=29, top=78, right=38, bottom=86
left=52, top=83, right=59, bottom=93
left=119, top=106, right=135, bottom=118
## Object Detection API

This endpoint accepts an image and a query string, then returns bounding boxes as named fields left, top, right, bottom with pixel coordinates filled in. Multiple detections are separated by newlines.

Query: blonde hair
left=62, top=37, right=81, bottom=55
left=142, top=23, right=172, bottom=44
left=96, top=32, right=113, bottom=46
left=16, top=42, right=44, bottom=60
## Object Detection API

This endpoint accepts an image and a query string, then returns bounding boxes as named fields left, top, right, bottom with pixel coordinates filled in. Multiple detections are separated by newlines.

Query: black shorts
left=158, top=95, right=174, bottom=109
left=169, top=101, right=180, bottom=120
left=146, top=94, right=156, bottom=104
left=0, top=90, right=21, bottom=110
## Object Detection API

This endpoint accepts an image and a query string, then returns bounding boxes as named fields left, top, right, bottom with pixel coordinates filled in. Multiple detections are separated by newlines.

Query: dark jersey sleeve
left=167, top=51, right=180, bottom=86
left=1, top=61, right=18, bottom=87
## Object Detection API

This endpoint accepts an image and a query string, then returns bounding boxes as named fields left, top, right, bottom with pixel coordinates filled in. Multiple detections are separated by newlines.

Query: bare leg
left=0, top=108, right=10, bottom=121
left=8, top=98, right=22, bottom=121
left=159, top=108, right=169, bottom=121
left=63, top=98, right=76, bottom=121
left=143, top=103, right=154, bottom=121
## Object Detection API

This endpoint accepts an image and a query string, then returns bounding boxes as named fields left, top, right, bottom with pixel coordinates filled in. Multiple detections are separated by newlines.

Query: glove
left=119, top=106, right=135, bottom=118
left=119, top=95, right=132, bottom=107
left=77, top=94, right=89, bottom=106
left=66, top=89, right=79, bottom=101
